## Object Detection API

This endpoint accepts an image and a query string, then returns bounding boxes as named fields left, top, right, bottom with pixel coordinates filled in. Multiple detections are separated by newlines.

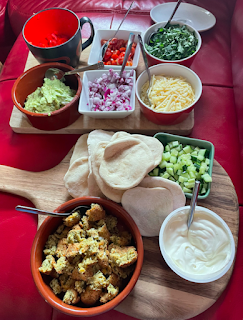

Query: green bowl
left=153, top=132, right=215, bottom=200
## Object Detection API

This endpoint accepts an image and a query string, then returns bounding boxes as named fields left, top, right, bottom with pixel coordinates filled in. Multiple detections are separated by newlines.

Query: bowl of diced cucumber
left=151, top=133, right=214, bottom=199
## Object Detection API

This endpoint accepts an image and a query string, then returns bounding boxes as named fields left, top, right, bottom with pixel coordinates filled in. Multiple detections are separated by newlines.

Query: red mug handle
left=80, top=17, right=95, bottom=51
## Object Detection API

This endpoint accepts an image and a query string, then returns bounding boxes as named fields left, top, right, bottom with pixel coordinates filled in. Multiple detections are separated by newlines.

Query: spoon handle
left=15, top=205, right=69, bottom=217
left=120, top=33, right=135, bottom=77
left=164, top=0, right=183, bottom=28
left=113, top=1, right=135, bottom=39
left=138, top=34, right=151, bottom=86
left=187, top=180, right=200, bottom=229
left=64, top=62, right=104, bottom=75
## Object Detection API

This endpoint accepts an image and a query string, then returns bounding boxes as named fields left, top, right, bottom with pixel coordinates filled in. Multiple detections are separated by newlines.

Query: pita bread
left=70, top=134, right=89, bottom=166
left=121, top=186, right=173, bottom=237
left=64, top=157, right=89, bottom=198
left=132, top=134, right=164, bottom=166
left=109, top=132, right=164, bottom=167
left=90, top=141, right=125, bottom=203
left=99, top=137, right=155, bottom=190
left=139, top=176, right=186, bottom=210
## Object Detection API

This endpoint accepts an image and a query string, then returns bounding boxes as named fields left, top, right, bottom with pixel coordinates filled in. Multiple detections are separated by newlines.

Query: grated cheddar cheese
left=140, top=75, right=195, bottom=112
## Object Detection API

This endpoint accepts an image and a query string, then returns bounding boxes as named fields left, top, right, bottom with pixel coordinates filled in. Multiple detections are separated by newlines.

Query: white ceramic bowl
left=159, top=206, right=235, bottom=283
left=142, top=21, right=202, bottom=67
left=88, top=29, right=141, bottom=70
left=136, top=63, right=202, bottom=125
left=78, top=69, right=136, bottom=119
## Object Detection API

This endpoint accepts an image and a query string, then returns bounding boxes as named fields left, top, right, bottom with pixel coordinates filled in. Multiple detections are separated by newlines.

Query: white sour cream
left=163, top=209, right=232, bottom=275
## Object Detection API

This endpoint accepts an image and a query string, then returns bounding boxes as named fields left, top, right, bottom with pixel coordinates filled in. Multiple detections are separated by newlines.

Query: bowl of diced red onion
left=78, top=68, right=136, bottom=118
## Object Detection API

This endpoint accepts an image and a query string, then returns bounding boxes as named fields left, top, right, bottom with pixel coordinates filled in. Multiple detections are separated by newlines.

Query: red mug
left=23, top=7, right=95, bottom=67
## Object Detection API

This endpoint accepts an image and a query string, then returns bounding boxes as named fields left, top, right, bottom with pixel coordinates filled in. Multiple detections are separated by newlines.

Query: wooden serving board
left=0, top=150, right=239, bottom=320
left=9, top=49, right=194, bottom=135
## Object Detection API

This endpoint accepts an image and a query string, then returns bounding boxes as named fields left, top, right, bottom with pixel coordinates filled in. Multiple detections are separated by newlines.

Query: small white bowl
left=159, top=206, right=235, bottom=283
left=78, top=69, right=136, bottom=119
left=88, top=29, right=141, bottom=70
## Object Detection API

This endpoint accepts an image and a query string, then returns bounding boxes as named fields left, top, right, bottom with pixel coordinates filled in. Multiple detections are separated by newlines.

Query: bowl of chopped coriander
left=142, top=21, right=202, bottom=67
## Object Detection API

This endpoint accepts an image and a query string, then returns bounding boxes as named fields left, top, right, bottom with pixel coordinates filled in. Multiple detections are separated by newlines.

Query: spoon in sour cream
left=187, top=180, right=200, bottom=229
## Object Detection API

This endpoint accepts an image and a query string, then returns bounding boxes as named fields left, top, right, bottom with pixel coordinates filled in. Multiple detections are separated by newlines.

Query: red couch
left=0, top=0, right=243, bottom=319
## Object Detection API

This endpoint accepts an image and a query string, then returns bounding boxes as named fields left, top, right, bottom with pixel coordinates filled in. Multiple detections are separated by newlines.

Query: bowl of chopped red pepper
left=88, top=29, right=141, bottom=70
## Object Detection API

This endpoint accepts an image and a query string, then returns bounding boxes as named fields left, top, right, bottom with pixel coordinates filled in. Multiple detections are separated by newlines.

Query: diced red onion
left=88, top=69, right=134, bottom=112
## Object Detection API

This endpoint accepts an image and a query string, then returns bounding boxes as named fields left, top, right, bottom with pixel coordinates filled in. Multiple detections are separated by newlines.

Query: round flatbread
left=132, top=134, right=164, bottom=166
left=99, top=137, right=155, bottom=190
left=121, top=186, right=174, bottom=237
left=70, top=133, right=89, bottom=166
left=139, top=176, right=186, bottom=210
left=64, top=157, right=89, bottom=198
left=90, top=141, right=125, bottom=203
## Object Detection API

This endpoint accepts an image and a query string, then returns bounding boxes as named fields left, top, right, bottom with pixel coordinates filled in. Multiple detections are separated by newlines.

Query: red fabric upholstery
left=231, top=0, right=243, bottom=193
left=189, top=86, right=243, bottom=203
left=0, top=0, right=16, bottom=63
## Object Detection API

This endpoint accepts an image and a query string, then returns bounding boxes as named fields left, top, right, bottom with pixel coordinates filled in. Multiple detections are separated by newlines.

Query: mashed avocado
left=24, top=78, right=76, bottom=114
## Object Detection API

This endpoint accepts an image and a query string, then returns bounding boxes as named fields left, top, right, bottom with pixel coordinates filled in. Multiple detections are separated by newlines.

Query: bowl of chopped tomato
left=88, top=30, right=141, bottom=70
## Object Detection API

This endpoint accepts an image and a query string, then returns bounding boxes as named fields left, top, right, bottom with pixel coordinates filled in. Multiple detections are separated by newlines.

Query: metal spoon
left=187, top=180, right=200, bottom=229
left=147, top=0, right=183, bottom=45
left=119, top=32, right=135, bottom=77
left=15, top=204, right=90, bottom=217
left=100, top=1, right=135, bottom=60
left=45, top=61, right=104, bottom=81
left=137, top=34, right=152, bottom=107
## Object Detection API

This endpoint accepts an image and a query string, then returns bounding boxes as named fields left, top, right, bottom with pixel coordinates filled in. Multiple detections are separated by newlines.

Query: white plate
left=150, top=3, right=216, bottom=32
left=78, top=69, right=136, bottom=119
left=87, top=29, right=141, bottom=70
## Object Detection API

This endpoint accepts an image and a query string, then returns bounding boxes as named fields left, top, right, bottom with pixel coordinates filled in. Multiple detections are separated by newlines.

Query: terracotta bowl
left=136, top=63, right=202, bottom=125
left=31, top=197, right=144, bottom=317
left=11, top=62, right=82, bottom=131
left=142, top=21, right=202, bottom=67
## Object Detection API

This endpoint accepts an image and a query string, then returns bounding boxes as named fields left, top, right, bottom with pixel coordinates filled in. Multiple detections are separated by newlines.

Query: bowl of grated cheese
left=136, top=63, right=202, bottom=125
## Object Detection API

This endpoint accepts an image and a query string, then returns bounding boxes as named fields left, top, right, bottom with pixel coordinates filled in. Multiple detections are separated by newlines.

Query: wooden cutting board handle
left=0, top=150, right=73, bottom=213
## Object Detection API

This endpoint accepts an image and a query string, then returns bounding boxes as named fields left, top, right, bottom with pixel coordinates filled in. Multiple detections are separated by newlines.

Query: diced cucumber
left=168, top=141, right=179, bottom=149
left=183, top=145, right=194, bottom=154
left=170, top=155, right=177, bottom=164
left=163, top=152, right=171, bottom=161
left=166, top=167, right=174, bottom=176
left=159, top=160, right=167, bottom=169
left=165, top=145, right=170, bottom=152
left=150, top=140, right=212, bottom=196
left=201, top=173, right=212, bottom=183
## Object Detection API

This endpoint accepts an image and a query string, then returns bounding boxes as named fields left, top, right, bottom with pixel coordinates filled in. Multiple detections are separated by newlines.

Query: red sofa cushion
left=231, top=0, right=243, bottom=196
left=189, top=85, right=243, bottom=203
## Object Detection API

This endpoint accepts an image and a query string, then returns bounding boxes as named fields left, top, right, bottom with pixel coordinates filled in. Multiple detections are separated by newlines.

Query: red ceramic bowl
left=136, top=63, right=202, bottom=125
left=31, top=197, right=144, bottom=317
left=142, top=21, right=202, bottom=67
left=11, top=62, right=82, bottom=131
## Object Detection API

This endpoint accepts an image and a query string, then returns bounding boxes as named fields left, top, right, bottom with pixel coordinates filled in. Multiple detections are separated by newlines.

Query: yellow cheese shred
left=140, top=75, right=195, bottom=112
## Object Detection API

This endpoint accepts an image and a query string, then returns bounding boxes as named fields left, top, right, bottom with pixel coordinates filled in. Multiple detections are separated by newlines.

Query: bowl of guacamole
left=12, top=62, right=82, bottom=131
left=24, top=78, right=76, bottom=115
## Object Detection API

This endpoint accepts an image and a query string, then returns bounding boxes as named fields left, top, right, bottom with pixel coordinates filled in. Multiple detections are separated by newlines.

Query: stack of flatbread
left=64, top=130, right=186, bottom=236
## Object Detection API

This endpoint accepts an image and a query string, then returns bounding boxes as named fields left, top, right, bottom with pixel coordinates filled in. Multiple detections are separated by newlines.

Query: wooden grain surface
left=0, top=149, right=239, bottom=320
left=9, top=49, right=194, bottom=135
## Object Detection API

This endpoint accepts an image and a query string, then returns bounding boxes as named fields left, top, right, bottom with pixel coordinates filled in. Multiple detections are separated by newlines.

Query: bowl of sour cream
left=159, top=206, right=235, bottom=283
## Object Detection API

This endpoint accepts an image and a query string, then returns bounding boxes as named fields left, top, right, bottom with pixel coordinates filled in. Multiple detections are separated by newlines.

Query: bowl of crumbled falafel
left=30, top=196, right=144, bottom=317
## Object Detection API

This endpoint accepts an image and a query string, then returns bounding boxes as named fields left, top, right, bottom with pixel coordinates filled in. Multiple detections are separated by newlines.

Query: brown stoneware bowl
left=11, top=62, right=82, bottom=131
left=30, top=197, right=144, bottom=317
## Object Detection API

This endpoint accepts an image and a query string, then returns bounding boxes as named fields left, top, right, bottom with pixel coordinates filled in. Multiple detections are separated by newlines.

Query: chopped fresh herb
left=145, top=24, right=198, bottom=61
